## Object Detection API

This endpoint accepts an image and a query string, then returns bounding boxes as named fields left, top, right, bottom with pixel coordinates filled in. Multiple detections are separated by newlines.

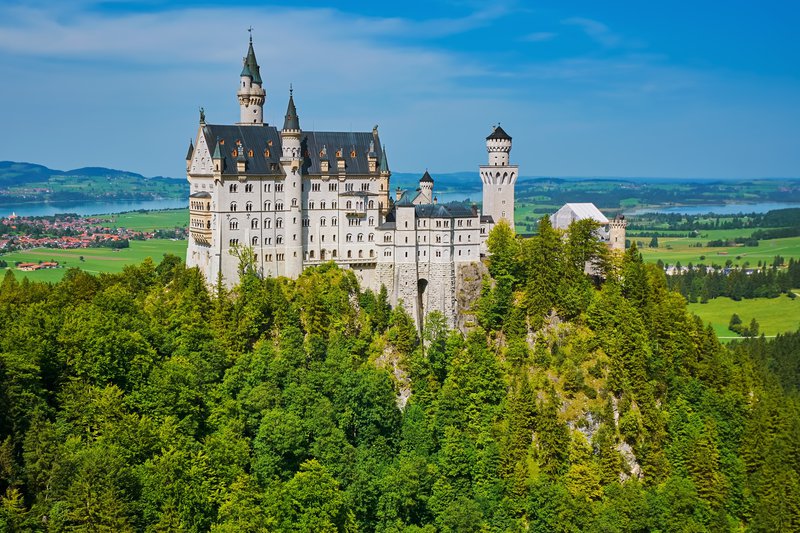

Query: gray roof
left=480, top=215, right=494, bottom=223
left=419, top=170, right=434, bottom=183
left=190, top=191, right=211, bottom=198
left=377, top=221, right=396, bottom=230
left=185, top=140, right=194, bottom=160
left=283, top=93, right=300, bottom=131
left=199, top=124, right=384, bottom=177
left=415, top=202, right=475, bottom=219
left=379, top=145, right=389, bottom=173
left=486, top=125, right=511, bottom=141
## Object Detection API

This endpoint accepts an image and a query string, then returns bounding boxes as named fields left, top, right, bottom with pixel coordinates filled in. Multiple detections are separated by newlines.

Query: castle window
left=458, top=250, right=462, bottom=256
left=329, top=183, right=338, bottom=191
left=347, top=251, right=352, bottom=258
left=264, top=201, right=271, bottom=210
left=276, top=202, right=284, bottom=211
left=276, top=183, right=284, bottom=192
left=309, top=250, right=315, bottom=259
left=467, top=220, right=472, bottom=227
left=346, top=201, right=352, bottom=209
left=277, top=235, right=283, bottom=244
left=368, top=200, right=374, bottom=209
left=368, top=217, right=374, bottom=225
left=231, top=149, right=238, bottom=157
left=332, top=250, right=337, bottom=258
left=266, top=254, right=272, bottom=261
left=302, top=218, right=310, bottom=227
left=251, top=219, right=259, bottom=229
left=229, top=239, right=239, bottom=246
left=436, top=251, right=442, bottom=257
left=276, top=218, right=283, bottom=228
left=384, top=250, right=391, bottom=257
left=245, top=183, right=253, bottom=192
left=345, top=183, right=354, bottom=192
left=292, top=198, right=297, bottom=207
left=368, top=233, right=374, bottom=242
left=357, top=234, right=363, bottom=242
left=264, top=237, right=271, bottom=245
left=312, top=183, right=321, bottom=192
left=265, top=218, right=271, bottom=228
left=358, top=250, right=363, bottom=258
left=384, top=234, right=392, bottom=243
left=277, top=254, right=284, bottom=261
left=369, top=250, right=374, bottom=257
left=346, top=233, right=352, bottom=242
left=246, top=202, right=253, bottom=211
left=361, top=183, right=369, bottom=191
left=310, top=235, right=314, bottom=242
left=264, top=149, right=270, bottom=158
left=332, top=217, right=338, bottom=226
left=265, top=183, right=271, bottom=192
left=229, top=220, right=238, bottom=230
left=458, top=235, right=462, bottom=242
left=252, top=236, right=258, bottom=245
left=229, top=184, right=237, bottom=193
left=309, top=201, right=315, bottom=209
left=230, top=202, right=237, bottom=211
left=458, top=220, right=463, bottom=227
left=320, top=201, right=326, bottom=209
left=320, top=217, right=326, bottom=226
left=436, top=236, right=442, bottom=243
left=351, top=149, right=357, bottom=158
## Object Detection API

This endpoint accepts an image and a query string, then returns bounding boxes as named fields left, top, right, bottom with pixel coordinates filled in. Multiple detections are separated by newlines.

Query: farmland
left=688, top=293, right=800, bottom=340
left=1, top=239, right=186, bottom=283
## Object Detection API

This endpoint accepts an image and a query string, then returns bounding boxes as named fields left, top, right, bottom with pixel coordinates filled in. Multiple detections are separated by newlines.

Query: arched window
left=320, top=217, right=326, bottom=226
left=276, top=202, right=284, bottom=211
left=358, top=250, right=363, bottom=258
left=347, top=251, right=352, bottom=258
left=332, top=218, right=338, bottom=226
left=230, top=202, right=237, bottom=212
left=292, top=198, right=298, bottom=207
left=357, top=234, right=363, bottom=242
left=332, top=250, right=337, bottom=258
left=229, top=219, right=238, bottom=230
left=265, top=218, right=271, bottom=228
left=276, top=218, right=283, bottom=228
left=368, top=217, right=374, bottom=225
left=251, top=236, right=258, bottom=245
left=368, top=200, right=374, bottom=209
left=246, top=202, right=253, bottom=212
left=346, top=233, right=352, bottom=242
left=309, top=250, right=315, bottom=259
left=229, top=184, right=237, bottom=193
left=368, top=233, right=374, bottom=242
left=264, top=201, right=271, bottom=210
left=346, top=201, right=352, bottom=209
left=277, top=235, right=283, bottom=244
left=251, top=218, right=258, bottom=229
left=369, top=250, right=374, bottom=257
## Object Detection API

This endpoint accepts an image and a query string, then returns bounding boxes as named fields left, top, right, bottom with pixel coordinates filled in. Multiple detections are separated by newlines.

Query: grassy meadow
left=636, top=233, right=800, bottom=266
left=688, top=293, right=800, bottom=340
left=1, top=239, right=187, bottom=283
left=91, top=208, right=188, bottom=231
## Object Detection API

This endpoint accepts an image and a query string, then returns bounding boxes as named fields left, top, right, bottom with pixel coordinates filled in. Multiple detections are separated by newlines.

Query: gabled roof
left=415, top=202, right=475, bottom=219
left=185, top=139, right=194, bottom=160
left=379, top=145, right=390, bottom=173
left=486, top=125, right=511, bottom=141
left=554, top=203, right=609, bottom=225
left=198, top=124, right=384, bottom=177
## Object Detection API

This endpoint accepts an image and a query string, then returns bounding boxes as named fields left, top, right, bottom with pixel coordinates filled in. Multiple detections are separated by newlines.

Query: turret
left=418, top=171, right=434, bottom=204
left=185, top=139, right=194, bottom=172
left=279, top=88, right=304, bottom=278
left=608, top=215, right=627, bottom=251
left=479, top=124, right=518, bottom=230
left=237, top=35, right=266, bottom=125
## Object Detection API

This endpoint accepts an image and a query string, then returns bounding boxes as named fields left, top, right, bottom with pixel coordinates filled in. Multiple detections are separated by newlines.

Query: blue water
left=626, top=202, right=800, bottom=216
left=2, top=198, right=188, bottom=218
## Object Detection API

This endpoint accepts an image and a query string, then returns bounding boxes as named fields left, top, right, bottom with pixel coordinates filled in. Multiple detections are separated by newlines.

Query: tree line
left=0, top=217, right=798, bottom=531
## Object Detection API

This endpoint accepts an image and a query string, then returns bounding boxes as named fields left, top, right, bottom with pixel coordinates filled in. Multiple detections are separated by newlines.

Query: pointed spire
left=379, top=145, right=389, bottom=173
left=212, top=139, right=222, bottom=160
left=420, top=170, right=433, bottom=183
left=240, top=33, right=262, bottom=84
left=283, top=87, right=300, bottom=131
left=185, top=139, right=194, bottom=161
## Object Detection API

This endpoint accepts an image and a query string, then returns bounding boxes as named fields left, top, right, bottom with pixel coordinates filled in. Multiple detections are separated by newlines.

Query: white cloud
left=522, top=31, right=557, bottom=42
left=562, top=17, right=622, bottom=48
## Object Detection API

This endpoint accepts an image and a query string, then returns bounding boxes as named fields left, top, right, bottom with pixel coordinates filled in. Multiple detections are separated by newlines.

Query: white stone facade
left=185, top=39, right=518, bottom=328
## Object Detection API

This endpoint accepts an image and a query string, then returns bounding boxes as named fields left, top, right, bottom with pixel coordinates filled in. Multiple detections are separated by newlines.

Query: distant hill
left=0, top=161, right=185, bottom=204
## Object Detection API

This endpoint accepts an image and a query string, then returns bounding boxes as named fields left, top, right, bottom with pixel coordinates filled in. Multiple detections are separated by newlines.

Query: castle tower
left=280, top=89, right=304, bottom=277
left=418, top=171, right=434, bottom=204
left=237, top=35, right=266, bottom=125
left=479, top=125, right=518, bottom=230
left=608, top=215, right=627, bottom=251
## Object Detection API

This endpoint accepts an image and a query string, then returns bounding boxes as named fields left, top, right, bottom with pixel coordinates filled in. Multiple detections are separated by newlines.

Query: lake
left=625, top=202, right=800, bottom=216
left=2, top=198, right=188, bottom=218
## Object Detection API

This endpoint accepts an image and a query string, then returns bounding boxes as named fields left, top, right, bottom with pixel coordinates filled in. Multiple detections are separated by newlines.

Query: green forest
left=0, top=218, right=799, bottom=532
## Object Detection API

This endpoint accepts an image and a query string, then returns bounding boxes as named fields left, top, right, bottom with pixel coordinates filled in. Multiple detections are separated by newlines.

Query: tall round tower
left=237, top=35, right=266, bottom=125
left=479, top=125, right=518, bottom=230
left=608, top=215, right=627, bottom=251
left=419, top=171, right=434, bottom=204
left=280, top=89, right=304, bottom=278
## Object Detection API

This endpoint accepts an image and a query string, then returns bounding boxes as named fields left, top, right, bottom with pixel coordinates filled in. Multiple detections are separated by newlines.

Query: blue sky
left=1, top=0, right=798, bottom=179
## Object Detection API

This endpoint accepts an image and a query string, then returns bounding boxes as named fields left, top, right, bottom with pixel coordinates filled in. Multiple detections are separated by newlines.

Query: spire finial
left=289, top=83, right=293, bottom=97
left=248, top=26, right=253, bottom=43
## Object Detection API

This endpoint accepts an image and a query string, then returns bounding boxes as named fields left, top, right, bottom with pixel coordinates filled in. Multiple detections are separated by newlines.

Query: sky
left=0, top=0, right=798, bottom=179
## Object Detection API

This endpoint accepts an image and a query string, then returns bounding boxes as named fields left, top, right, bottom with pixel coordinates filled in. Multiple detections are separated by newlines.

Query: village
left=0, top=212, right=184, bottom=254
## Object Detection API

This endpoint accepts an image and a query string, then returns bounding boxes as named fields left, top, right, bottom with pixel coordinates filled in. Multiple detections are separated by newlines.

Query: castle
left=185, top=37, right=623, bottom=327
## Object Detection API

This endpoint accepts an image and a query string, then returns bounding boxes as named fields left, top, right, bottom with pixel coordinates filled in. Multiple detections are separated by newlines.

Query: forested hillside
left=0, top=218, right=799, bottom=531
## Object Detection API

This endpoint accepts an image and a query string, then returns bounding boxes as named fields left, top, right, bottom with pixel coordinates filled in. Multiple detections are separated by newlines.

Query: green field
left=639, top=235, right=800, bottom=266
left=688, top=293, right=800, bottom=340
left=92, top=208, right=188, bottom=231
left=1, top=239, right=187, bottom=283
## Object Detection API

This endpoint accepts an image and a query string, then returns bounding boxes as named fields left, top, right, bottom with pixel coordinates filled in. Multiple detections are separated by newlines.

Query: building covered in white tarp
left=551, top=203, right=626, bottom=251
